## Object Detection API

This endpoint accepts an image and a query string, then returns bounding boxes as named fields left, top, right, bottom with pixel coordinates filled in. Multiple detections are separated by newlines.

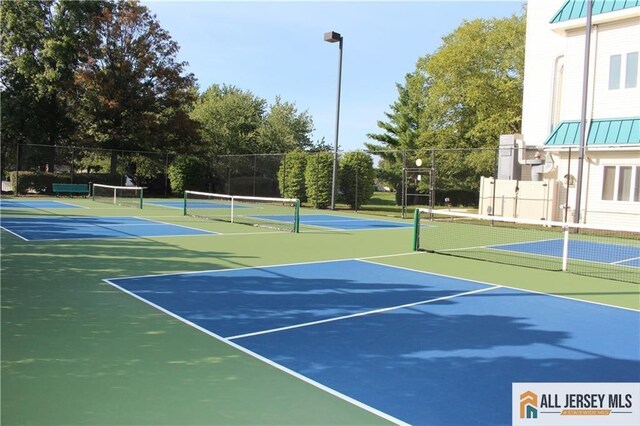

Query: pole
left=574, top=0, right=593, bottom=224
left=330, top=36, right=343, bottom=210
left=15, top=144, right=20, bottom=196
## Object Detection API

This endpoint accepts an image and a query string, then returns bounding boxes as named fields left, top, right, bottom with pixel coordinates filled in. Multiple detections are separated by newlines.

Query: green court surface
left=1, top=197, right=638, bottom=425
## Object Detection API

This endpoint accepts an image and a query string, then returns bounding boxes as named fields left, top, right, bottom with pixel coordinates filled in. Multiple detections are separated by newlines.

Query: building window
left=617, top=166, right=632, bottom=201
left=635, top=168, right=640, bottom=202
left=550, top=56, right=564, bottom=132
left=609, top=55, right=621, bottom=90
left=602, top=166, right=615, bottom=200
left=626, top=52, right=638, bottom=89
left=609, top=52, right=639, bottom=90
left=603, top=165, right=640, bottom=202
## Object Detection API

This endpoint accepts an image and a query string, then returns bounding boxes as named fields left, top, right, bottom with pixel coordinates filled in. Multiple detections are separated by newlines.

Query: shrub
left=277, top=150, right=307, bottom=201
left=305, top=152, right=334, bottom=209
left=168, top=156, right=208, bottom=195
left=339, top=151, right=374, bottom=209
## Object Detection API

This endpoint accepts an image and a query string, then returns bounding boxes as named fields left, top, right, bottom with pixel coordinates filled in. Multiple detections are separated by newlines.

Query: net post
left=412, top=208, right=420, bottom=251
left=231, top=197, right=235, bottom=223
left=139, top=187, right=144, bottom=209
left=183, top=191, right=187, bottom=216
left=562, top=225, right=569, bottom=272
left=294, top=199, right=300, bottom=233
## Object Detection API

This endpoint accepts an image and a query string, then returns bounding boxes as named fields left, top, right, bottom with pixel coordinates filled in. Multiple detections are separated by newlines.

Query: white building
left=519, top=0, right=639, bottom=227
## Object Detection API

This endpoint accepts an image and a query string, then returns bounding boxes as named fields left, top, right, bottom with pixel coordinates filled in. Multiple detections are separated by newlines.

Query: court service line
left=226, top=285, right=501, bottom=340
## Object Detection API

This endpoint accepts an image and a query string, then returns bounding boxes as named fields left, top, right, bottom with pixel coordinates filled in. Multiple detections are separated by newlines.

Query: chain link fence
left=8, top=144, right=576, bottom=221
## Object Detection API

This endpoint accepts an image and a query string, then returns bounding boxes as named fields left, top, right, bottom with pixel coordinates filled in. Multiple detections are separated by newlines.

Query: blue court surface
left=0, top=199, right=82, bottom=209
left=493, top=239, right=640, bottom=267
left=106, top=260, right=640, bottom=425
left=0, top=216, right=215, bottom=241
left=259, top=214, right=413, bottom=230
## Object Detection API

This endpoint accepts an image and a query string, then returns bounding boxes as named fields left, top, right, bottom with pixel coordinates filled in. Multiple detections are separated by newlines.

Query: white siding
left=522, top=1, right=640, bottom=227
left=551, top=150, right=640, bottom=226
left=521, top=0, right=567, bottom=147
left=590, top=19, right=640, bottom=118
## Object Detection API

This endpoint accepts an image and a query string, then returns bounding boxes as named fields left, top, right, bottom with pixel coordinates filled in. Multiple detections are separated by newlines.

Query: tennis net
left=184, top=190, right=300, bottom=233
left=92, top=184, right=143, bottom=209
left=413, top=208, right=640, bottom=284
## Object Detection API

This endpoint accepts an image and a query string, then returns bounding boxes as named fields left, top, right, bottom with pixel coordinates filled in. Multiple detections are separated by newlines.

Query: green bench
left=52, top=183, right=90, bottom=197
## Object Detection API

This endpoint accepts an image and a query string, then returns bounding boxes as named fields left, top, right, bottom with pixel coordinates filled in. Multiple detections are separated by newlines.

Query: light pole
left=324, top=31, right=343, bottom=210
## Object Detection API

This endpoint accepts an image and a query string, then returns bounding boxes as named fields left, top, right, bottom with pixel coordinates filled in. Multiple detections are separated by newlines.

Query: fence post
left=401, top=150, right=407, bottom=219
left=165, top=153, right=169, bottom=196
left=355, top=166, right=359, bottom=212
left=253, top=155, right=257, bottom=196
left=15, top=144, right=20, bottom=196
left=71, top=147, right=75, bottom=184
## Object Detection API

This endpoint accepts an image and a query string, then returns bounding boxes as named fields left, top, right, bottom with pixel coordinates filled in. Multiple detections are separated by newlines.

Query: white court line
left=50, top=200, right=91, bottom=209
left=104, top=251, right=639, bottom=313
left=103, top=255, right=412, bottom=282
left=612, top=256, right=640, bottom=266
left=102, top=254, right=637, bottom=422
left=226, top=286, right=501, bottom=340
left=103, top=278, right=408, bottom=426
left=359, top=258, right=640, bottom=313
left=0, top=226, right=30, bottom=241
left=13, top=233, right=218, bottom=242
left=132, top=216, right=217, bottom=234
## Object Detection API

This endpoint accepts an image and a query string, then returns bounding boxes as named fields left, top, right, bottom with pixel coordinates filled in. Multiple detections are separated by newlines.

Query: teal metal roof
left=550, top=0, right=640, bottom=23
left=544, top=118, right=640, bottom=146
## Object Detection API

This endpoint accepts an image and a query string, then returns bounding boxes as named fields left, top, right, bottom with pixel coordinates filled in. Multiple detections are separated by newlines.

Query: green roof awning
left=550, top=0, right=640, bottom=23
left=544, top=118, right=640, bottom=146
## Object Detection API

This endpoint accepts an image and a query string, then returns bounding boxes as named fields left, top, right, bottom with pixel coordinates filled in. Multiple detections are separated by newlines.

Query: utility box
left=498, top=134, right=522, bottom=180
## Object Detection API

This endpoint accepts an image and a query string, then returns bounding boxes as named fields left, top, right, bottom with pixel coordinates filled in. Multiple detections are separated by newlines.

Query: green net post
left=139, top=187, right=144, bottom=209
left=183, top=191, right=187, bottom=216
left=412, top=208, right=420, bottom=251
left=294, top=200, right=300, bottom=233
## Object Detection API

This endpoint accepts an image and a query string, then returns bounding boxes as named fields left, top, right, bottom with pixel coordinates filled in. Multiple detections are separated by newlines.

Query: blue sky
left=142, top=1, right=525, bottom=151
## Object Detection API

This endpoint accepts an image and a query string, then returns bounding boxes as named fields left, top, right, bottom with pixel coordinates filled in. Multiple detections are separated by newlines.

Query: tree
left=73, top=0, right=198, bottom=158
left=418, top=14, right=525, bottom=191
left=1, top=0, right=199, bottom=179
left=257, top=96, right=315, bottom=153
left=365, top=71, right=427, bottom=195
left=191, top=84, right=267, bottom=156
left=366, top=14, right=525, bottom=196
left=339, top=151, right=374, bottom=209
left=1, top=0, right=105, bottom=174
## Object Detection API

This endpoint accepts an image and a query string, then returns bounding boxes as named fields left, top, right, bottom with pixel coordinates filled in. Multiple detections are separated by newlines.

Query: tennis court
left=492, top=239, right=640, bottom=266
left=0, top=216, right=215, bottom=241
left=153, top=197, right=411, bottom=230
left=260, top=214, right=413, bottom=230
left=2, top=195, right=639, bottom=425
left=106, top=259, right=640, bottom=425
left=0, top=199, right=84, bottom=209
